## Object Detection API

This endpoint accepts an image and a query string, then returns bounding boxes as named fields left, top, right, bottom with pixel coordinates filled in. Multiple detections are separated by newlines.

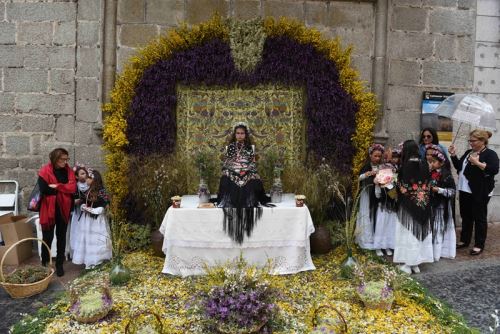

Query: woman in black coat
left=449, top=130, right=499, bottom=255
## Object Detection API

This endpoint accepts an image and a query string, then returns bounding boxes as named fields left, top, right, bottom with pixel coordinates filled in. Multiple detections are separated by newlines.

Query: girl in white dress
left=373, top=164, right=398, bottom=256
left=394, top=140, right=434, bottom=274
left=429, top=149, right=456, bottom=261
left=69, top=165, right=89, bottom=258
left=355, top=144, right=384, bottom=250
left=72, top=170, right=112, bottom=269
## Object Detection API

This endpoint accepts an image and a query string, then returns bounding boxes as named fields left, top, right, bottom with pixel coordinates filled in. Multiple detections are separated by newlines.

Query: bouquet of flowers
left=189, top=257, right=282, bottom=333
left=374, top=168, right=396, bottom=189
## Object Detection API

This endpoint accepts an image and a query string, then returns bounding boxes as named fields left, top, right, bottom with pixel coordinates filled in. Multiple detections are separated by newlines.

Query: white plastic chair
left=31, top=215, right=71, bottom=261
left=0, top=180, right=19, bottom=244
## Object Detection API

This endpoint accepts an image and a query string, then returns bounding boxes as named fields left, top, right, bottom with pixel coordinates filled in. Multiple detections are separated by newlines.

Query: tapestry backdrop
left=176, top=85, right=306, bottom=164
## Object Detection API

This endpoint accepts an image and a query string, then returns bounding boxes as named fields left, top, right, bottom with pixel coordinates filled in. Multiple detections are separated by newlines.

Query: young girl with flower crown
left=69, top=165, right=90, bottom=258
left=429, top=149, right=456, bottom=261
left=72, top=169, right=112, bottom=268
left=393, top=140, right=434, bottom=274
left=373, top=163, right=398, bottom=257
left=355, top=144, right=384, bottom=250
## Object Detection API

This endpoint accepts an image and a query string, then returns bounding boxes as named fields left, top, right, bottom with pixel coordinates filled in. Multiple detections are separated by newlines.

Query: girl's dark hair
left=229, top=125, right=253, bottom=147
left=49, top=148, right=69, bottom=165
left=401, top=140, right=420, bottom=164
left=74, top=166, right=88, bottom=178
left=88, top=170, right=103, bottom=202
left=419, top=128, right=439, bottom=145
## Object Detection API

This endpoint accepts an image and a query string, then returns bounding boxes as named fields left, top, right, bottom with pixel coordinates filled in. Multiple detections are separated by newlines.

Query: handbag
left=27, top=182, right=42, bottom=212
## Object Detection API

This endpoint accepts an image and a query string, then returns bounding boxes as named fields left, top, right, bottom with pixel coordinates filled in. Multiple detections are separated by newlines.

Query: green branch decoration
left=228, top=18, right=266, bottom=73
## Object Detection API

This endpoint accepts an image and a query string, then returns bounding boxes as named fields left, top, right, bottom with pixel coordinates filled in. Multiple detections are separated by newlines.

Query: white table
left=159, top=194, right=316, bottom=276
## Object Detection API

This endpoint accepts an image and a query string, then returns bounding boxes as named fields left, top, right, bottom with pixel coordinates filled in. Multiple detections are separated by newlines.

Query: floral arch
left=103, top=16, right=378, bottom=220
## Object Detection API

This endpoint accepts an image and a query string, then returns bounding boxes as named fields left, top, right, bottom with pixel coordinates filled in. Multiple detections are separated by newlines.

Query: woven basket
left=73, top=304, right=113, bottom=324
left=71, top=286, right=113, bottom=324
left=0, top=237, right=54, bottom=299
left=124, top=310, right=163, bottom=334
left=312, top=304, right=348, bottom=333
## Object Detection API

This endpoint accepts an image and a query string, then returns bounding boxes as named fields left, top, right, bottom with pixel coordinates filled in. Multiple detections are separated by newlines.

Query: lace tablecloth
left=159, top=194, right=316, bottom=276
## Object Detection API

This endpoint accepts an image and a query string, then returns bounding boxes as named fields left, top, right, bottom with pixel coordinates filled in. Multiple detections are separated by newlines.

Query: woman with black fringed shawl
left=216, top=122, right=271, bottom=244
left=393, top=140, right=434, bottom=275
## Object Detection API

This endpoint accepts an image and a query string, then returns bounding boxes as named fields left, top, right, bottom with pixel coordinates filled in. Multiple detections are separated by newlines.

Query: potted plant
left=290, top=160, right=344, bottom=254
left=189, top=257, right=282, bottom=333
left=194, top=150, right=217, bottom=204
left=109, top=219, right=131, bottom=286
left=353, top=263, right=396, bottom=310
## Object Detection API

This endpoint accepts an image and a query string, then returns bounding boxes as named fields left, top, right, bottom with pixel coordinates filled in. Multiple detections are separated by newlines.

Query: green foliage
left=228, top=18, right=266, bottom=73
left=193, top=149, right=220, bottom=191
left=9, top=302, right=63, bottom=334
left=128, top=153, right=196, bottom=229
left=282, top=159, right=347, bottom=226
left=79, top=291, right=104, bottom=317
left=122, top=223, right=151, bottom=252
left=326, top=220, right=346, bottom=248
left=259, top=148, right=283, bottom=190
left=5, top=265, right=51, bottom=284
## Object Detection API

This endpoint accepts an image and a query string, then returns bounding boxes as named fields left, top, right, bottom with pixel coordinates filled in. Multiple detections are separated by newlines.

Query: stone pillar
left=372, top=0, right=389, bottom=144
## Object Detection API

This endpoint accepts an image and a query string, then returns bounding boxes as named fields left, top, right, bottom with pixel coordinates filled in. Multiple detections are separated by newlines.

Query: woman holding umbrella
left=449, top=130, right=499, bottom=255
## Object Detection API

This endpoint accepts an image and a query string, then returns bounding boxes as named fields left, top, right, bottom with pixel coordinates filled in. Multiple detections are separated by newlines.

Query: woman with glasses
left=449, top=130, right=499, bottom=255
left=419, top=128, right=449, bottom=163
left=37, top=148, right=76, bottom=276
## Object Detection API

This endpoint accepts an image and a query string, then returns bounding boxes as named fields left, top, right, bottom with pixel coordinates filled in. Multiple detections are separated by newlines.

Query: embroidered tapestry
left=176, top=85, right=306, bottom=165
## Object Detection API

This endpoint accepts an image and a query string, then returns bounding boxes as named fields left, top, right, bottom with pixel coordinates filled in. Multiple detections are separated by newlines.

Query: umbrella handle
left=451, top=122, right=463, bottom=146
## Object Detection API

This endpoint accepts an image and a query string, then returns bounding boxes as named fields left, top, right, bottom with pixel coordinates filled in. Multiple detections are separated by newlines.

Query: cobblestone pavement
left=415, top=223, right=500, bottom=333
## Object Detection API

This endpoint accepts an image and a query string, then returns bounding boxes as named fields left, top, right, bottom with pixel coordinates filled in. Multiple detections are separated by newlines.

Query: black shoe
left=41, top=261, right=48, bottom=267
left=470, top=248, right=483, bottom=256
left=456, top=243, right=469, bottom=249
left=56, top=264, right=64, bottom=277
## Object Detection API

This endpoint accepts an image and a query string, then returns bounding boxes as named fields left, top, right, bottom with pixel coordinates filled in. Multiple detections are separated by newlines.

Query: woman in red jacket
left=38, top=148, right=76, bottom=276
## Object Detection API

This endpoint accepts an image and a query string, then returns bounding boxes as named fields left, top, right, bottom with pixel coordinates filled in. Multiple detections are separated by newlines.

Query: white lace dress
left=71, top=204, right=112, bottom=268
left=393, top=212, right=434, bottom=266
left=355, top=173, right=375, bottom=250
left=373, top=185, right=397, bottom=250
left=432, top=187, right=456, bottom=261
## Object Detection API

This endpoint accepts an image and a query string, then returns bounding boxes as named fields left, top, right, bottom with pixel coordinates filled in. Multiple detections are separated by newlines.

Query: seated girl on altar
left=216, top=122, right=271, bottom=243
left=72, top=169, right=112, bottom=269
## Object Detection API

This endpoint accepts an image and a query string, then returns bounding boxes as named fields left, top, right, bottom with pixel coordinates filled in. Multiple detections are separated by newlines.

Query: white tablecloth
left=159, top=194, right=316, bottom=276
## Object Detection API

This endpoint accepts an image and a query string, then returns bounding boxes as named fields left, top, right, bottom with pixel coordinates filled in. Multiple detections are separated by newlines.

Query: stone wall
left=384, top=0, right=476, bottom=146
left=0, top=0, right=104, bottom=208
left=2, top=0, right=494, bottom=218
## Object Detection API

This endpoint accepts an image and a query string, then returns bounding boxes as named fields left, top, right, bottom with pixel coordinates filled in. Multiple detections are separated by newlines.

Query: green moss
left=79, top=291, right=104, bottom=317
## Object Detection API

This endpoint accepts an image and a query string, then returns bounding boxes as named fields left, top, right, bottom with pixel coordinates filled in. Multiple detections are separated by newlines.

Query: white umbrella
left=435, top=94, right=496, bottom=144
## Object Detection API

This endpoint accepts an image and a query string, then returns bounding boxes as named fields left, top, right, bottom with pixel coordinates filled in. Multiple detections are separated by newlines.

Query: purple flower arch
left=127, top=36, right=358, bottom=172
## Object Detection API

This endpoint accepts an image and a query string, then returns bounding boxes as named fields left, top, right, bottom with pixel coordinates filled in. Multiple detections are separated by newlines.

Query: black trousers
left=41, top=205, right=67, bottom=265
left=459, top=191, right=490, bottom=249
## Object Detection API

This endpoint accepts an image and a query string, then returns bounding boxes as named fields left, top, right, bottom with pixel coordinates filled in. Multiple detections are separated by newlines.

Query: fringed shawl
left=398, top=158, right=432, bottom=240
